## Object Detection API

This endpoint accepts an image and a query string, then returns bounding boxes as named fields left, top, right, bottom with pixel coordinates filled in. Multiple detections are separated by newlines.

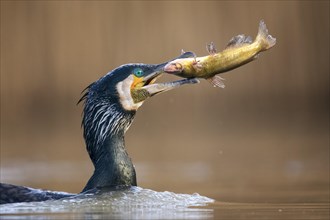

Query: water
left=0, top=187, right=214, bottom=219
left=0, top=160, right=329, bottom=219
left=1, top=187, right=329, bottom=220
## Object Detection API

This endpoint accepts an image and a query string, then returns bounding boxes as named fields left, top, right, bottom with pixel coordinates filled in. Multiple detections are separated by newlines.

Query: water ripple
left=0, top=187, right=214, bottom=219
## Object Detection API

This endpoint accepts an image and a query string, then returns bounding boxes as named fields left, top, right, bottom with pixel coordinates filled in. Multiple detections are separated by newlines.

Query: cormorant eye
left=133, top=68, right=144, bottom=77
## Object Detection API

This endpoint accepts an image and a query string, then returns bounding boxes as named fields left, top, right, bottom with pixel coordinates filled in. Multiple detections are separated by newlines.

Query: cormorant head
left=83, top=61, right=198, bottom=110
left=95, top=63, right=167, bottom=112
left=78, top=54, right=198, bottom=163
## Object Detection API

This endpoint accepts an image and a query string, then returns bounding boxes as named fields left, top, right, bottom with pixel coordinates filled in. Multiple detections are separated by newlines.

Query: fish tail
left=256, top=20, right=276, bottom=51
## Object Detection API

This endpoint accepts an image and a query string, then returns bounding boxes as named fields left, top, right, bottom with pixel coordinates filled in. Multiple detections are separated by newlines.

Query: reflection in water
left=0, top=187, right=214, bottom=219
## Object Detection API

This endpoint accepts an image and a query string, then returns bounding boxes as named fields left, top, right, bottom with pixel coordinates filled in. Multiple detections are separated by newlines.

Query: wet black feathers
left=0, top=183, right=74, bottom=204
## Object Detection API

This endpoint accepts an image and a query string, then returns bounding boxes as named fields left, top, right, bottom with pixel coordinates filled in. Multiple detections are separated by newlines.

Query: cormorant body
left=0, top=52, right=197, bottom=204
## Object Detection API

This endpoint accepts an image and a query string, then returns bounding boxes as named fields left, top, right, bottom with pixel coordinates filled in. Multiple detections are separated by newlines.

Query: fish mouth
left=163, top=62, right=184, bottom=74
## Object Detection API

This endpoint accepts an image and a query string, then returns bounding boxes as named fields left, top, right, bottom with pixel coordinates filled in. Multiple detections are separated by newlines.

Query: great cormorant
left=0, top=53, right=198, bottom=204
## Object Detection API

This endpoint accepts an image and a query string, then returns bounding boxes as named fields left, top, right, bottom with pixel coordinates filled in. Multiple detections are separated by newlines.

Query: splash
left=0, top=187, right=214, bottom=219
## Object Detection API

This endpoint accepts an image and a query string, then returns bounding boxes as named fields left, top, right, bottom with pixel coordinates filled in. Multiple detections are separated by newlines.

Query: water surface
left=1, top=186, right=329, bottom=220
left=0, top=187, right=214, bottom=219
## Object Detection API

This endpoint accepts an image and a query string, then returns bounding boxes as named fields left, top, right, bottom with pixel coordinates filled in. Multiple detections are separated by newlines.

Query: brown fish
left=164, top=20, right=276, bottom=88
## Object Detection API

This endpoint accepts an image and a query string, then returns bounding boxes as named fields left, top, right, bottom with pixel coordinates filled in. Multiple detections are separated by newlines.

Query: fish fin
left=206, top=42, right=217, bottom=55
left=176, top=51, right=196, bottom=59
left=207, top=75, right=225, bottom=88
left=192, top=60, right=203, bottom=71
left=181, top=51, right=196, bottom=59
left=225, top=34, right=253, bottom=49
left=256, top=20, right=276, bottom=50
left=164, top=51, right=196, bottom=66
left=181, top=49, right=185, bottom=55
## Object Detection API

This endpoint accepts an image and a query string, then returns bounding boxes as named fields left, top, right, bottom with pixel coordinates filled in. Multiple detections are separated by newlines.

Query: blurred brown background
left=1, top=1, right=329, bottom=203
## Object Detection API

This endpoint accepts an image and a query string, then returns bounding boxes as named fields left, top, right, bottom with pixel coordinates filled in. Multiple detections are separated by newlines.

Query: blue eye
left=133, top=68, right=144, bottom=77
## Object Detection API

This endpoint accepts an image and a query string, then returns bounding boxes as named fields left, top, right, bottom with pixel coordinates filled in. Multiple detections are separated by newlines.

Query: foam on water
left=0, top=187, right=214, bottom=219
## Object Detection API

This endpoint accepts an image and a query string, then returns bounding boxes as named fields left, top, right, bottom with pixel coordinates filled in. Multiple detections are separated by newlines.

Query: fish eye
left=133, top=68, right=144, bottom=77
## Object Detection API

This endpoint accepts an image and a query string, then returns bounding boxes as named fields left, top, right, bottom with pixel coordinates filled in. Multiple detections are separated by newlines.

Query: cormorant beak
left=131, top=67, right=199, bottom=104
left=144, top=64, right=200, bottom=95
left=142, top=74, right=199, bottom=96
left=141, top=70, right=163, bottom=88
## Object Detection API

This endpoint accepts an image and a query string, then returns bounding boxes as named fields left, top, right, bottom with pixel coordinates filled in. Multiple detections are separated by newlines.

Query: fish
left=163, top=20, right=276, bottom=88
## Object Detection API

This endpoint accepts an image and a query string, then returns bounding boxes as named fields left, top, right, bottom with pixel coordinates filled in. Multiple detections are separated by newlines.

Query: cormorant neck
left=82, top=101, right=137, bottom=192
